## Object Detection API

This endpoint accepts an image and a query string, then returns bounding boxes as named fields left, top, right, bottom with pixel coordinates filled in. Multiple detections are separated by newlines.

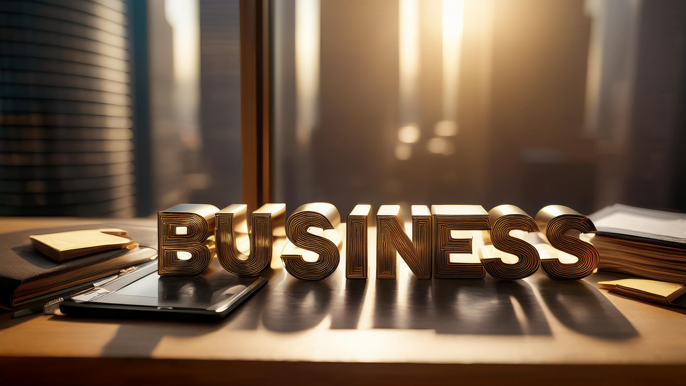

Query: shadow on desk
left=534, top=278, right=637, bottom=339
left=252, top=268, right=636, bottom=338
left=0, top=310, right=42, bottom=331
left=40, top=265, right=637, bottom=357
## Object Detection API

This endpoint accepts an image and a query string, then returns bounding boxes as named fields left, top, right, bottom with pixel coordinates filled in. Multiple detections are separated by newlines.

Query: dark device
left=60, top=260, right=267, bottom=322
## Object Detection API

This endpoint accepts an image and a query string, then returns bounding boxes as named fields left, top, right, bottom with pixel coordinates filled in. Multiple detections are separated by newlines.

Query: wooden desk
left=1, top=218, right=685, bottom=386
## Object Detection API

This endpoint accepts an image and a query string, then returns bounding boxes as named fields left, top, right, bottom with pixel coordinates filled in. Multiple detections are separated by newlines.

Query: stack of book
left=589, top=204, right=686, bottom=284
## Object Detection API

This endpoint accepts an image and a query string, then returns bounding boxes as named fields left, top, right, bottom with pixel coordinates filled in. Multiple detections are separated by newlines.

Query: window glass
left=272, top=0, right=686, bottom=216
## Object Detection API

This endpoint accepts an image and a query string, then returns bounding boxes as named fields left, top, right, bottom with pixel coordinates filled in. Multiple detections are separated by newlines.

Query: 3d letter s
left=282, top=203, right=342, bottom=280
left=536, top=205, right=599, bottom=280
left=483, top=205, right=540, bottom=280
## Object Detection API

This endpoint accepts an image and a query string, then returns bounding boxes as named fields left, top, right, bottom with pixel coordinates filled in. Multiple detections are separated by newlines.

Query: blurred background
left=1, top=0, right=685, bottom=218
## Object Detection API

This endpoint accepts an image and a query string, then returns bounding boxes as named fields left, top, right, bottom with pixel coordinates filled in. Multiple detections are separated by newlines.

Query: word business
left=158, top=203, right=599, bottom=282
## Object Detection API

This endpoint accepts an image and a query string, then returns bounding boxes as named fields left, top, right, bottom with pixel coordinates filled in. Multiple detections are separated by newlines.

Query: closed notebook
left=0, top=223, right=157, bottom=311
left=30, top=229, right=139, bottom=262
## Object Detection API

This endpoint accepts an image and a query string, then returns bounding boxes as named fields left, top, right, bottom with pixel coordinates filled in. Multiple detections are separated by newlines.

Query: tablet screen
left=90, top=259, right=258, bottom=311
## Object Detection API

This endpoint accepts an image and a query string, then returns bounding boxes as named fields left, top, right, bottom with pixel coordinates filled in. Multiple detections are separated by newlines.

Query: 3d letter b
left=158, top=204, right=219, bottom=276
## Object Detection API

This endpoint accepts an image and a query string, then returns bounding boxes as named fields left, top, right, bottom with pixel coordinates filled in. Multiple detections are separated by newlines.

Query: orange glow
left=398, top=124, right=421, bottom=144
left=296, top=0, right=320, bottom=147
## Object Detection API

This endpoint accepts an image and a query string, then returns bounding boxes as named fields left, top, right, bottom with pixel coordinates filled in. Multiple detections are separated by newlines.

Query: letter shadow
left=371, top=276, right=550, bottom=335
left=261, top=276, right=334, bottom=332
left=330, top=279, right=367, bottom=329
left=261, top=263, right=370, bottom=332
left=373, top=277, right=433, bottom=330
left=536, top=277, right=637, bottom=339
left=222, top=268, right=283, bottom=330
left=432, top=278, right=551, bottom=335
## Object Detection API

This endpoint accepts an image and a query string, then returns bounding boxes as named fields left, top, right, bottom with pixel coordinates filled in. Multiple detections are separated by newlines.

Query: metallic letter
left=432, top=205, right=490, bottom=279
left=282, top=203, right=342, bottom=280
left=158, top=204, right=219, bottom=276
left=483, top=205, right=540, bottom=280
left=536, top=205, right=599, bottom=280
left=215, top=203, right=286, bottom=276
left=376, top=205, right=432, bottom=280
left=346, top=204, right=371, bottom=279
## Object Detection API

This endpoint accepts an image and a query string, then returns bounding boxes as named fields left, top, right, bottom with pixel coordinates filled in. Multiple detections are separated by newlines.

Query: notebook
left=0, top=223, right=157, bottom=311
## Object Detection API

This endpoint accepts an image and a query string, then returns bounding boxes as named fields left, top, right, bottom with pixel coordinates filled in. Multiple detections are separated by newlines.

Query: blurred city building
left=0, top=0, right=136, bottom=216
left=1, top=0, right=684, bottom=217
left=0, top=0, right=242, bottom=216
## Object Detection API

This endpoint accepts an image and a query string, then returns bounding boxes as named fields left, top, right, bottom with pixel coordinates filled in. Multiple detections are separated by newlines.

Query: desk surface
left=0, top=218, right=685, bottom=386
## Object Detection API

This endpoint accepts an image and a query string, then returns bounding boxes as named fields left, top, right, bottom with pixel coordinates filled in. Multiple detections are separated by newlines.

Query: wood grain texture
left=0, top=358, right=684, bottom=386
left=1, top=218, right=685, bottom=386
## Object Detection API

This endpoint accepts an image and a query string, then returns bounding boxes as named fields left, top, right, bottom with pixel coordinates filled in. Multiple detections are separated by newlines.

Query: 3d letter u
left=215, top=203, right=286, bottom=277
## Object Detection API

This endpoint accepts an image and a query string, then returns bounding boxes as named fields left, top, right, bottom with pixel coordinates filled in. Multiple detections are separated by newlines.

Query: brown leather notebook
left=0, top=223, right=157, bottom=311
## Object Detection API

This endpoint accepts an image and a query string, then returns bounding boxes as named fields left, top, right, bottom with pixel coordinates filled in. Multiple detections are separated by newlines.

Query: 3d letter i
left=346, top=204, right=371, bottom=279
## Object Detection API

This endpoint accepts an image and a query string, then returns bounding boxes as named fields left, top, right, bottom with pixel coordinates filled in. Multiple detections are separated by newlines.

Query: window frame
left=240, top=0, right=272, bottom=213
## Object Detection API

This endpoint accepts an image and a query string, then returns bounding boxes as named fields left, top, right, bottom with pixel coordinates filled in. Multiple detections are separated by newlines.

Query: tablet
left=59, top=260, right=267, bottom=322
